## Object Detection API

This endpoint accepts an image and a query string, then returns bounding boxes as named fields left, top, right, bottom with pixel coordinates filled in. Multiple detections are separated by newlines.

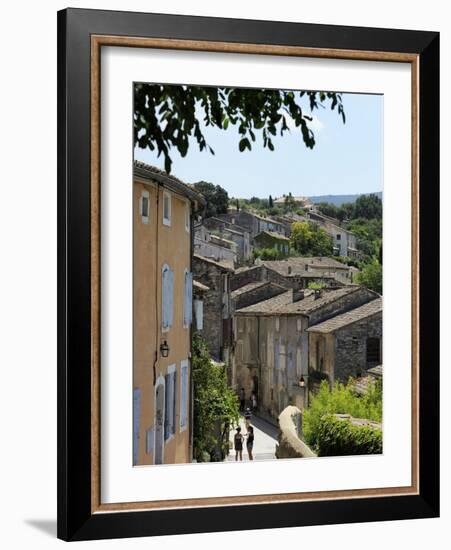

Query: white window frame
left=139, top=189, right=150, bottom=224
left=179, top=359, right=189, bottom=432
left=163, top=190, right=171, bottom=226
left=184, top=201, right=190, bottom=233
left=164, top=364, right=177, bottom=443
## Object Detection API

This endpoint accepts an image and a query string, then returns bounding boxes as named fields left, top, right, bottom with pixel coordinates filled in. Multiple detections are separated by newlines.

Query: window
left=162, top=264, right=174, bottom=331
left=275, top=318, right=280, bottom=332
left=180, top=360, right=189, bottom=431
left=140, top=190, right=150, bottom=224
left=194, top=299, right=203, bottom=330
left=366, top=337, right=381, bottom=363
left=164, top=366, right=177, bottom=440
left=336, top=234, right=341, bottom=240
left=163, top=191, right=171, bottom=226
left=185, top=202, right=190, bottom=233
left=183, top=270, right=193, bottom=327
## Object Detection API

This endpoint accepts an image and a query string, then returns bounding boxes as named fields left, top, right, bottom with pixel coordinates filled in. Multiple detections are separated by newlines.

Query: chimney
left=314, top=288, right=323, bottom=300
left=293, top=288, right=305, bottom=302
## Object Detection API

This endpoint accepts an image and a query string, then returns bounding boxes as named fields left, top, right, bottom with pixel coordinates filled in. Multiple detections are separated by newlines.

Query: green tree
left=355, top=260, right=382, bottom=294
left=354, top=194, right=382, bottom=220
left=192, top=334, right=240, bottom=462
left=290, top=221, right=333, bottom=256
left=134, top=84, right=345, bottom=172
left=268, top=195, right=274, bottom=208
left=193, top=181, right=229, bottom=218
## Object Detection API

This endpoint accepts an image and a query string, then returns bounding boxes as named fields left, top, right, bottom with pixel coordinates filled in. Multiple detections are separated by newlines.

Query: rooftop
left=134, top=161, right=206, bottom=206
left=260, top=256, right=351, bottom=276
left=193, top=279, right=210, bottom=292
left=193, top=254, right=235, bottom=272
left=231, top=280, right=285, bottom=299
left=306, top=298, right=382, bottom=333
left=235, top=286, right=363, bottom=317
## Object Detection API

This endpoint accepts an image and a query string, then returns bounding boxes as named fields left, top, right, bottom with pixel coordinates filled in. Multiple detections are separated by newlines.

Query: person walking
left=244, top=407, right=252, bottom=430
left=251, top=391, right=257, bottom=411
left=246, top=426, right=254, bottom=461
left=234, top=426, right=243, bottom=461
left=239, top=388, right=245, bottom=412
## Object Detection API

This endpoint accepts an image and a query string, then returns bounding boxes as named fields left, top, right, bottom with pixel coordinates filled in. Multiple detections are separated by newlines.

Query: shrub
left=303, top=380, right=382, bottom=448
left=316, top=414, right=382, bottom=456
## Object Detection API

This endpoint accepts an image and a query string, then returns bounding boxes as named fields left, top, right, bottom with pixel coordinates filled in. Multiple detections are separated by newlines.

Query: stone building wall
left=334, top=312, right=382, bottom=381
left=192, top=258, right=230, bottom=360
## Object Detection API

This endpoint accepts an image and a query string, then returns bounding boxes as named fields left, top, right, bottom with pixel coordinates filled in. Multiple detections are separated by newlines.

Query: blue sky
left=134, top=91, right=383, bottom=199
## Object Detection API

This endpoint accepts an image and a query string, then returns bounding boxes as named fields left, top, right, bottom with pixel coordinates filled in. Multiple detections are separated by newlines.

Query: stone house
left=194, top=224, right=238, bottom=265
left=232, top=285, right=378, bottom=421
left=254, top=230, right=291, bottom=254
left=218, top=210, right=287, bottom=238
left=306, top=297, right=382, bottom=383
left=231, top=262, right=342, bottom=293
left=133, top=161, right=205, bottom=466
left=260, top=256, right=357, bottom=286
left=203, top=217, right=251, bottom=261
left=192, top=254, right=234, bottom=362
left=274, top=195, right=314, bottom=210
left=307, top=211, right=359, bottom=257
left=231, top=280, right=286, bottom=313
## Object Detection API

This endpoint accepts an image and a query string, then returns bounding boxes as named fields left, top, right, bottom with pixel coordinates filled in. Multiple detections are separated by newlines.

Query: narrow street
left=226, top=413, right=278, bottom=462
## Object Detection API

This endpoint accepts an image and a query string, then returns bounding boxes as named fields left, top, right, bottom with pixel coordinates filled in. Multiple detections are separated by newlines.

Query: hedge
left=316, top=414, right=382, bottom=457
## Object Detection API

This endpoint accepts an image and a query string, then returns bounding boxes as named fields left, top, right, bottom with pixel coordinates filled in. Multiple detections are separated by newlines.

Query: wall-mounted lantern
left=298, top=376, right=306, bottom=388
left=160, top=340, right=170, bottom=358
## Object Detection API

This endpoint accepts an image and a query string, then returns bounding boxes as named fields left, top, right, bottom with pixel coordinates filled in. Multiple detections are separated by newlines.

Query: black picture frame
left=57, top=8, right=439, bottom=541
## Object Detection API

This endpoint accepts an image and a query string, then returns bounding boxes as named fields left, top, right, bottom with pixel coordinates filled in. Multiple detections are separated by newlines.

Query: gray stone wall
left=334, top=312, right=382, bottom=382
left=192, top=258, right=229, bottom=360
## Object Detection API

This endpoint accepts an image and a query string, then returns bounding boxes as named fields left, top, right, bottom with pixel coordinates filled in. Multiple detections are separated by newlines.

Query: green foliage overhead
left=192, top=334, right=240, bottom=462
left=303, top=380, right=382, bottom=449
left=355, top=260, right=383, bottom=294
left=193, top=181, right=229, bottom=218
left=315, top=414, right=382, bottom=456
left=290, top=221, right=333, bottom=256
left=134, top=84, right=345, bottom=172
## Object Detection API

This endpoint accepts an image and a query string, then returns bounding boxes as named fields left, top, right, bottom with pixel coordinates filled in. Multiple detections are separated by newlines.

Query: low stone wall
left=275, top=406, right=316, bottom=459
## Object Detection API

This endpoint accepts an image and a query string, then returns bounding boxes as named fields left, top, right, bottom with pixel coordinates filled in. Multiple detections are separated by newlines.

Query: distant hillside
left=309, top=192, right=382, bottom=206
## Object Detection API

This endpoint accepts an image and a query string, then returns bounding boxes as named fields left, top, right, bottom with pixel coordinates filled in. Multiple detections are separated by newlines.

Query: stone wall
left=275, top=406, right=316, bottom=459
left=192, top=258, right=229, bottom=360
left=334, top=312, right=382, bottom=382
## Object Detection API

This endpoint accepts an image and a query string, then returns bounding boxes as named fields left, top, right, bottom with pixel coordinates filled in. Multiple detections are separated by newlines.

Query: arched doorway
left=154, top=376, right=165, bottom=465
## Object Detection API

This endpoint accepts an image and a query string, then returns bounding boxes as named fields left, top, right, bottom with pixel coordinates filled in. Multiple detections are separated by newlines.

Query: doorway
left=154, top=378, right=165, bottom=465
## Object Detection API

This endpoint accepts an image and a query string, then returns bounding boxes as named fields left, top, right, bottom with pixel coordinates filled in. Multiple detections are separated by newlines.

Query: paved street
left=226, top=413, right=278, bottom=462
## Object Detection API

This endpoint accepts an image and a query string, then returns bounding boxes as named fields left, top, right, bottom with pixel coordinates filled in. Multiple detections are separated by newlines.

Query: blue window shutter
left=172, top=370, right=177, bottom=434
left=162, top=265, right=174, bottom=329
left=180, top=363, right=188, bottom=429
left=168, top=268, right=174, bottom=328
left=184, top=272, right=193, bottom=326
left=162, top=266, right=168, bottom=329
left=133, top=388, right=141, bottom=465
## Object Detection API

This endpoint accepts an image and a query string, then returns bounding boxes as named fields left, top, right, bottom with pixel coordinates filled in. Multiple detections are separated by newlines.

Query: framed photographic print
left=57, top=8, right=439, bottom=541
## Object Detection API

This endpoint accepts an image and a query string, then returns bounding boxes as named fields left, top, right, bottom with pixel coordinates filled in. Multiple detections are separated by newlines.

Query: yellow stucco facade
left=133, top=166, right=200, bottom=466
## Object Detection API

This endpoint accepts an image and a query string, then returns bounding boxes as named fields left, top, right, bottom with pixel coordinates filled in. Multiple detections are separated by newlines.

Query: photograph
left=133, top=83, right=383, bottom=466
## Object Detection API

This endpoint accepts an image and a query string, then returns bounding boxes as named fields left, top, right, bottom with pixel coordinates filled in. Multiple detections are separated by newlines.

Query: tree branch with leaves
left=134, top=84, right=346, bottom=173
